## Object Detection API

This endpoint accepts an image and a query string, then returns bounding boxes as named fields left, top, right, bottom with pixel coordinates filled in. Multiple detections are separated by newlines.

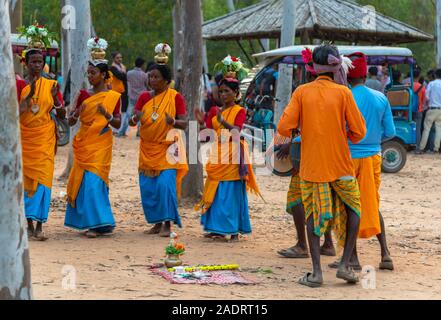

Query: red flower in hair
left=301, top=48, right=313, bottom=64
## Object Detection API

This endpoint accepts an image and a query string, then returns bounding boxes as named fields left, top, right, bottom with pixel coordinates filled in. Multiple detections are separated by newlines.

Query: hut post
left=274, top=0, right=297, bottom=125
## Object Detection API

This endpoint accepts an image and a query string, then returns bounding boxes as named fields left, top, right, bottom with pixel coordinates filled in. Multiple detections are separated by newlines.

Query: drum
left=265, top=141, right=301, bottom=177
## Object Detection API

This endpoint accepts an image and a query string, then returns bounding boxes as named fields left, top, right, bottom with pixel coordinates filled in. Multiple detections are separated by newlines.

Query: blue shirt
left=349, top=85, right=396, bottom=159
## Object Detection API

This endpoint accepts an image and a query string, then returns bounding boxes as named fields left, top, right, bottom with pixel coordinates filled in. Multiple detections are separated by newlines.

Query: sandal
left=277, top=247, right=309, bottom=258
left=320, top=246, right=336, bottom=257
left=298, top=272, right=323, bottom=288
left=379, top=259, right=394, bottom=271
left=328, top=259, right=362, bottom=271
left=336, top=268, right=359, bottom=284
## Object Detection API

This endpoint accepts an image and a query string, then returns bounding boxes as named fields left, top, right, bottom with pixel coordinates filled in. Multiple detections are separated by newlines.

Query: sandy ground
left=29, top=128, right=441, bottom=300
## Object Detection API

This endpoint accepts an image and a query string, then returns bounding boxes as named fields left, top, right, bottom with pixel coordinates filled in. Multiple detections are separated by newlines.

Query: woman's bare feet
left=159, top=222, right=171, bottom=237
left=145, top=223, right=162, bottom=235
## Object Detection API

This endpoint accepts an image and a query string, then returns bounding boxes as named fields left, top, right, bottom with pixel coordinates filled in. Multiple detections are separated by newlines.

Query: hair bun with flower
left=214, top=54, right=249, bottom=82
left=87, top=37, right=109, bottom=65
left=301, top=47, right=316, bottom=75
left=154, top=43, right=172, bottom=64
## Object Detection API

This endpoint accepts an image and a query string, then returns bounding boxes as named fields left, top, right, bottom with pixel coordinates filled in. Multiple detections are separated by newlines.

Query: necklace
left=30, top=78, right=42, bottom=115
left=151, top=88, right=168, bottom=121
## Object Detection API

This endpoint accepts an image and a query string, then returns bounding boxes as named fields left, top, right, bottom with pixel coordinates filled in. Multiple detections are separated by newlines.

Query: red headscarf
left=346, top=52, right=368, bottom=79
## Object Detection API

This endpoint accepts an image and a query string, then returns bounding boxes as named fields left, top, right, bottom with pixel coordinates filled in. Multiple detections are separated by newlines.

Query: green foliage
left=356, top=0, right=437, bottom=71
left=21, top=0, right=437, bottom=74
left=165, top=244, right=185, bottom=256
left=17, top=22, right=58, bottom=48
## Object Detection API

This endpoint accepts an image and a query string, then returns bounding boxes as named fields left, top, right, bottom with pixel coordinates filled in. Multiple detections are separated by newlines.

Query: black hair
left=413, top=68, right=421, bottom=78
left=219, top=78, right=240, bottom=93
left=392, top=69, right=402, bottom=82
left=435, top=69, right=441, bottom=79
left=149, top=63, right=172, bottom=84
left=111, top=52, right=121, bottom=59
left=135, top=57, right=145, bottom=68
left=368, top=66, right=378, bottom=77
left=207, top=73, right=213, bottom=81
left=312, top=44, right=339, bottom=65
left=25, top=49, right=44, bottom=64
left=146, top=61, right=156, bottom=72
left=88, top=61, right=110, bottom=80
left=215, top=73, right=224, bottom=86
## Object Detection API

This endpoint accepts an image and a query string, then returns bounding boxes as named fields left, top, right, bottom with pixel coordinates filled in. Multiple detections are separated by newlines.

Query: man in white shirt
left=420, top=69, right=441, bottom=153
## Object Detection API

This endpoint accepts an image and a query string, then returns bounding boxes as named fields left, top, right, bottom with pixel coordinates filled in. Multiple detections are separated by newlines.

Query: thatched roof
left=202, top=0, right=433, bottom=44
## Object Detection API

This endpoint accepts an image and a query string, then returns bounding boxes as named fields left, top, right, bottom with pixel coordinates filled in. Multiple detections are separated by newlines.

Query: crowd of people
left=15, top=21, right=440, bottom=288
left=365, top=65, right=441, bottom=153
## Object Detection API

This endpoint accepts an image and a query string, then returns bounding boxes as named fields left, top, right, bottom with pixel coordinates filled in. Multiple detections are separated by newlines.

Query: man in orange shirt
left=277, top=44, right=366, bottom=287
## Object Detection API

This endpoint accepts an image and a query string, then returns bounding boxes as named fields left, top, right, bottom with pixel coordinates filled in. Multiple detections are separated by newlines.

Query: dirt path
left=30, top=130, right=441, bottom=300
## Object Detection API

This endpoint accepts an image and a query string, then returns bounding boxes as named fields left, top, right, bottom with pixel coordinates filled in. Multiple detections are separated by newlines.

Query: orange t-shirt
left=277, top=76, right=366, bottom=183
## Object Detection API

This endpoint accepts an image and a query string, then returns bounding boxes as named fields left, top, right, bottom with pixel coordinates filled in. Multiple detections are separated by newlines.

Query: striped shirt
left=127, top=67, right=148, bottom=101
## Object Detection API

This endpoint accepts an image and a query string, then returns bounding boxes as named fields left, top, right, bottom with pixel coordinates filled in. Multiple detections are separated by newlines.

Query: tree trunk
left=173, top=0, right=184, bottom=91
left=60, top=0, right=71, bottom=95
left=9, top=0, right=22, bottom=76
left=181, top=0, right=203, bottom=200
left=274, top=0, right=296, bottom=124
left=0, top=0, right=32, bottom=300
left=59, top=0, right=91, bottom=181
left=226, top=0, right=235, bottom=12
left=437, top=0, right=441, bottom=68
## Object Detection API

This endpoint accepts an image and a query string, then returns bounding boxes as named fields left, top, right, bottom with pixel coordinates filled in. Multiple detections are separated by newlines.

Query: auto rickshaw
left=245, top=45, right=417, bottom=175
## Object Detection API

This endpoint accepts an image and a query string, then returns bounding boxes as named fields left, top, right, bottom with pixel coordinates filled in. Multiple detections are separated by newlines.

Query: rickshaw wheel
left=381, top=140, right=407, bottom=173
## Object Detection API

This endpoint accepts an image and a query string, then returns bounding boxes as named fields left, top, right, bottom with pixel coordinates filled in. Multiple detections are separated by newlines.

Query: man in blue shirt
left=329, top=52, right=396, bottom=271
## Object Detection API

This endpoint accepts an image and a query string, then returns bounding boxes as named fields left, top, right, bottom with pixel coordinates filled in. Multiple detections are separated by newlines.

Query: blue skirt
left=25, top=184, right=51, bottom=223
left=65, top=171, right=115, bottom=231
left=139, top=169, right=182, bottom=227
left=200, top=180, right=251, bottom=235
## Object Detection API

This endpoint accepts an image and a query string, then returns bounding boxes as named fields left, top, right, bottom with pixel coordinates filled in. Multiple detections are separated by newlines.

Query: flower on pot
left=165, top=242, right=185, bottom=256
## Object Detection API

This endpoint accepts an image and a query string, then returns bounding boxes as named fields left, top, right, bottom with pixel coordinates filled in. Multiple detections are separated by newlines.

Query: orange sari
left=67, top=90, right=121, bottom=206
left=138, top=88, right=188, bottom=197
left=195, top=105, right=261, bottom=213
left=20, top=77, right=58, bottom=196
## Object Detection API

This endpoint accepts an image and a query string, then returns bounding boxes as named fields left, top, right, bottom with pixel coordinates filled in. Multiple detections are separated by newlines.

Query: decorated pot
left=164, top=254, right=182, bottom=268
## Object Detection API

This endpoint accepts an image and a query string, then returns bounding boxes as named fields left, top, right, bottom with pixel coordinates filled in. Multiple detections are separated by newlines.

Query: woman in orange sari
left=18, top=48, right=65, bottom=241
left=195, top=78, right=261, bottom=242
left=129, top=63, right=188, bottom=237
left=65, top=40, right=122, bottom=238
